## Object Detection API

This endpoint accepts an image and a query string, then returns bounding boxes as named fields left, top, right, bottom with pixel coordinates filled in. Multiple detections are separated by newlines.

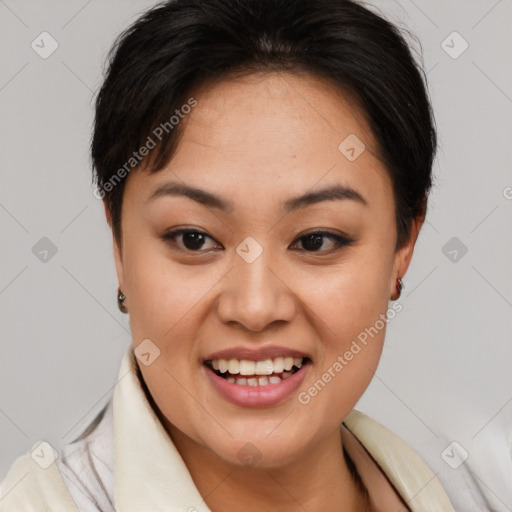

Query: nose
left=216, top=255, right=297, bottom=332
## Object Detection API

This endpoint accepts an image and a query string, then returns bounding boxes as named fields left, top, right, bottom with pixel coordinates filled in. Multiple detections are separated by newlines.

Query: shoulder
left=344, top=410, right=456, bottom=511
left=0, top=400, right=114, bottom=512
left=0, top=448, right=79, bottom=512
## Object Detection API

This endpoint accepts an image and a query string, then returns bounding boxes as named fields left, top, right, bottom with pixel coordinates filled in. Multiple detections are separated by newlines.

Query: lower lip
left=203, top=363, right=310, bottom=408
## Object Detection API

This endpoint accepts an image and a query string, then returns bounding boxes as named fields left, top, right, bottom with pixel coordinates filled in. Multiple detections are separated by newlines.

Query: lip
left=203, top=360, right=311, bottom=408
left=204, top=345, right=311, bottom=362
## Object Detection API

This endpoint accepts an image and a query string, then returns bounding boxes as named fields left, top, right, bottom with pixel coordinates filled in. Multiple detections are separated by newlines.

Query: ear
left=390, top=214, right=424, bottom=299
left=103, top=201, right=126, bottom=297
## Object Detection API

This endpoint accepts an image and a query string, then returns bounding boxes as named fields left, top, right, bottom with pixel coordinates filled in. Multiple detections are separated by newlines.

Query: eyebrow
left=283, top=184, right=367, bottom=212
left=146, top=182, right=367, bottom=212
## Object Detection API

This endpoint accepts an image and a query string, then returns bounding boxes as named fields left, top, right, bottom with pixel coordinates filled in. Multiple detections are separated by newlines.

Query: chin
left=201, top=425, right=314, bottom=470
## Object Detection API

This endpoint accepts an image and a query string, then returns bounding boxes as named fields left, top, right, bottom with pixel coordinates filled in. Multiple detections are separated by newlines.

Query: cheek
left=306, top=250, right=393, bottom=336
left=314, top=282, right=388, bottom=371
left=299, top=286, right=388, bottom=426
left=122, top=241, right=210, bottom=339
left=298, top=252, right=392, bottom=412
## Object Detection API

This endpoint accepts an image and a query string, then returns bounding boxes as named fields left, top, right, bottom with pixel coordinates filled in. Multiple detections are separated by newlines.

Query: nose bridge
left=216, top=248, right=296, bottom=331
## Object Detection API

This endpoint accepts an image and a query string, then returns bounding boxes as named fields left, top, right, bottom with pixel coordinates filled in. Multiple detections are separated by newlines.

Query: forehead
left=181, top=70, right=379, bottom=157
left=126, top=71, right=393, bottom=210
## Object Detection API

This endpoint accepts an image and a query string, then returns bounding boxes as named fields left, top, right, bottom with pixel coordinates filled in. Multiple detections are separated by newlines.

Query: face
left=110, top=71, right=419, bottom=469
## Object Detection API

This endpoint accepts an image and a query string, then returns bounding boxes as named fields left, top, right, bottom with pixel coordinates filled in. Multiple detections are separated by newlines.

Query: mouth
left=204, top=356, right=312, bottom=387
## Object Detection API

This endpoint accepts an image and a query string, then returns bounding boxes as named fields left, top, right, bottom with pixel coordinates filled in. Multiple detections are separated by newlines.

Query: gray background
left=1, top=0, right=511, bottom=495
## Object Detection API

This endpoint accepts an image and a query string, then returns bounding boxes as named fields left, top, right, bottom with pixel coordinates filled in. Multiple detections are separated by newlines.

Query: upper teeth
left=211, top=357, right=303, bottom=375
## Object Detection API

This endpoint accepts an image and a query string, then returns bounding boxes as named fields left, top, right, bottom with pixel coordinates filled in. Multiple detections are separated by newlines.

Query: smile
left=203, top=356, right=312, bottom=407
left=205, top=357, right=308, bottom=386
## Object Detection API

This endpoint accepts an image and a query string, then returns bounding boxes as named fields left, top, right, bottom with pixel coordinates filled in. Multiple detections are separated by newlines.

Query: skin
left=106, top=70, right=422, bottom=511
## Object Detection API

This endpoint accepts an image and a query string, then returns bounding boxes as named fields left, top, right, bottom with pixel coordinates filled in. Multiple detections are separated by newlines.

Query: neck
left=166, top=423, right=368, bottom=512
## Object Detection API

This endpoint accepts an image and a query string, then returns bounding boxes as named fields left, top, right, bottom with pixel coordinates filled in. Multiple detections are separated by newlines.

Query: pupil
left=184, top=232, right=205, bottom=250
left=303, top=234, right=323, bottom=251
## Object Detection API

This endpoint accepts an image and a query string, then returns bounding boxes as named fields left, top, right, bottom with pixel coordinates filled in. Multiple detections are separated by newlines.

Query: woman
left=0, top=0, right=475, bottom=510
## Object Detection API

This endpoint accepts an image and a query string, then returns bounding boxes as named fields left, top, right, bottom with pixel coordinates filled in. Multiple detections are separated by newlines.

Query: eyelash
left=161, top=228, right=354, bottom=254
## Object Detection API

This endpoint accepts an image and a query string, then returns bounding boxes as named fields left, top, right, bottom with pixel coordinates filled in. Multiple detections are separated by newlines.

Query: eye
left=161, top=228, right=353, bottom=254
left=290, top=230, right=354, bottom=253
left=161, top=228, right=222, bottom=252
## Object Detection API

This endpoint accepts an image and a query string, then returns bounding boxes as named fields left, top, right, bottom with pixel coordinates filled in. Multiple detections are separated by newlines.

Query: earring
left=392, top=278, right=404, bottom=301
left=117, top=288, right=128, bottom=313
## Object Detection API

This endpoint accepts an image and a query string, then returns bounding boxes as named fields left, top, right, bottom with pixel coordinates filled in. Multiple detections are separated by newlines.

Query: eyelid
left=292, top=228, right=353, bottom=242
